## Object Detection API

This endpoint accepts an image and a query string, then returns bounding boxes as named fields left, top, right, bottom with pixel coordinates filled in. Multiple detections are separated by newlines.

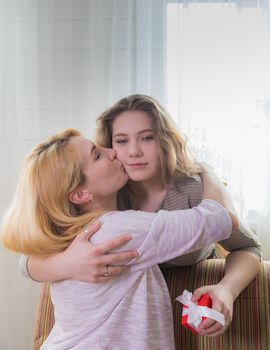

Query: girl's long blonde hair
left=0, top=129, right=101, bottom=257
left=96, top=94, right=200, bottom=185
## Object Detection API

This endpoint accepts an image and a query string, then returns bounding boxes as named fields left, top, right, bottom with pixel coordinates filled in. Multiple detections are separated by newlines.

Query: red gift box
left=181, top=293, right=212, bottom=335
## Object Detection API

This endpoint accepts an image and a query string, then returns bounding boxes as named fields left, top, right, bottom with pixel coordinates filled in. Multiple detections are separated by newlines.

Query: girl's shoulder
left=170, top=173, right=202, bottom=193
left=162, top=174, right=203, bottom=210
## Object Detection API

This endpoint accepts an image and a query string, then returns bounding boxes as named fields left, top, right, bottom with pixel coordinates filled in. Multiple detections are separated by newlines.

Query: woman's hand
left=27, top=221, right=138, bottom=283
left=62, top=221, right=139, bottom=282
left=191, top=284, right=234, bottom=337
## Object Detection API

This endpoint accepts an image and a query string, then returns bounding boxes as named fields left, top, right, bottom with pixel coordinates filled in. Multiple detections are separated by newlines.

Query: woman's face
left=112, top=111, right=163, bottom=183
left=71, top=136, right=129, bottom=199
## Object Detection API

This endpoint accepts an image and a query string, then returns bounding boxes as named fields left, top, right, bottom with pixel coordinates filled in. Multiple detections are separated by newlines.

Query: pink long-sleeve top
left=41, top=200, right=232, bottom=350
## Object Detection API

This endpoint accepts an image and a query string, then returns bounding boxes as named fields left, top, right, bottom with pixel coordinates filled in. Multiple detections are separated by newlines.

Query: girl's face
left=71, top=136, right=128, bottom=200
left=112, top=111, right=163, bottom=184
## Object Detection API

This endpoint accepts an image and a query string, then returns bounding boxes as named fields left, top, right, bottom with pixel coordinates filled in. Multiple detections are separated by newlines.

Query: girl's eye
left=142, top=135, right=154, bottom=141
left=115, top=139, right=127, bottom=144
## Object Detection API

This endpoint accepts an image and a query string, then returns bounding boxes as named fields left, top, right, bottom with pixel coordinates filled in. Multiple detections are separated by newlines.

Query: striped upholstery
left=161, top=260, right=270, bottom=350
left=33, top=260, right=270, bottom=350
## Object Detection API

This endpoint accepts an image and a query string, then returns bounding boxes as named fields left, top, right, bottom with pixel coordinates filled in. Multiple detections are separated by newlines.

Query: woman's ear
left=69, top=190, right=92, bottom=204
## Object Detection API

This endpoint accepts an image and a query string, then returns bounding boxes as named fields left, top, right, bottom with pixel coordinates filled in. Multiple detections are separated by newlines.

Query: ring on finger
left=103, top=265, right=109, bottom=277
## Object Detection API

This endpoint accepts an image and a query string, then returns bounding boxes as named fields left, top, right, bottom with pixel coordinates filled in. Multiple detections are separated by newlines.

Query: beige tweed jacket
left=117, top=174, right=262, bottom=266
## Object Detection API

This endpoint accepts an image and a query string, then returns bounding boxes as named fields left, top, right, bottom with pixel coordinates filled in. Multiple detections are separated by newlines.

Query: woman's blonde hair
left=96, top=94, right=200, bottom=184
left=0, top=129, right=101, bottom=257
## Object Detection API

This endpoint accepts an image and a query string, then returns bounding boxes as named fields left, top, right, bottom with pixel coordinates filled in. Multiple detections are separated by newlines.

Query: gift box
left=176, top=290, right=225, bottom=335
left=181, top=293, right=212, bottom=334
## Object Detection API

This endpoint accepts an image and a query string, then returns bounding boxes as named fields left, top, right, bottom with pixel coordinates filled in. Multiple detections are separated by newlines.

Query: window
left=166, top=1, right=270, bottom=225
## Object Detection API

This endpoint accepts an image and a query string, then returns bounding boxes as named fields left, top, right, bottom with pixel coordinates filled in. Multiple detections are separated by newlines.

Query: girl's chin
left=123, top=170, right=151, bottom=183
left=127, top=176, right=149, bottom=183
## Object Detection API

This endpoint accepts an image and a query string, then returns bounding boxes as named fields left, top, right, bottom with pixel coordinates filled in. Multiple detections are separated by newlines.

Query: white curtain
left=136, top=0, right=167, bottom=103
left=166, top=0, right=270, bottom=257
left=0, top=1, right=161, bottom=349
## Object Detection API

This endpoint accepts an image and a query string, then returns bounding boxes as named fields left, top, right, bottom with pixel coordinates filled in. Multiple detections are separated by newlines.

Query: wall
left=0, top=1, right=137, bottom=349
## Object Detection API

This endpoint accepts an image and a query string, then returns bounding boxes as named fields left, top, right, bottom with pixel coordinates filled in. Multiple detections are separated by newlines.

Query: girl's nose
left=128, top=142, right=143, bottom=157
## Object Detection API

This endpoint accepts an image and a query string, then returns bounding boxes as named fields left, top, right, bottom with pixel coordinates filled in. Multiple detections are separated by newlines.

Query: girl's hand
left=191, top=284, right=234, bottom=337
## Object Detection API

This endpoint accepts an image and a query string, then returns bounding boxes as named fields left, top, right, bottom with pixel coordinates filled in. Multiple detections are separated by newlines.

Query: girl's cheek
left=114, top=149, right=125, bottom=163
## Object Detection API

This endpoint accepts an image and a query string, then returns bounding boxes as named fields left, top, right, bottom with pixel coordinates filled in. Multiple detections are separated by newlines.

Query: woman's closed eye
left=94, top=151, right=101, bottom=160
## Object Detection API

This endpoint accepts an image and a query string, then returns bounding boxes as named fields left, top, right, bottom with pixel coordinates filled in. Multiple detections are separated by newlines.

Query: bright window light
left=166, top=2, right=270, bottom=222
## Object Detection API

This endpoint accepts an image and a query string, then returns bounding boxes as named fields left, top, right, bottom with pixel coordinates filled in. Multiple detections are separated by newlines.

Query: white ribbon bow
left=175, top=290, right=225, bottom=329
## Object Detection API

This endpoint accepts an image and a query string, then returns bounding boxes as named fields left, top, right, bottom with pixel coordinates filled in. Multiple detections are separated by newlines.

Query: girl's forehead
left=112, top=111, right=154, bottom=133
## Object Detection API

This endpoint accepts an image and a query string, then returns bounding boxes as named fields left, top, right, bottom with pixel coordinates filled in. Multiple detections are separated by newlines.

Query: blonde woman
left=22, top=95, right=261, bottom=337
left=1, top=129, right=234, bottom=349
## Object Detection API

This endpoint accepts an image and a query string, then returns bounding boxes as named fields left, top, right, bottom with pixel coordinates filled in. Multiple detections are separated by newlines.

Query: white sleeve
left=148, top=199, right=231, bottom=265
left=92, top=199, right=232, bottom=272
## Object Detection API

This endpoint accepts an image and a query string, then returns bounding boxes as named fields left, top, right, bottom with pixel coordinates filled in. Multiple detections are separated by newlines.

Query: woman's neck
left=128, top=179, right=167, bottom=212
